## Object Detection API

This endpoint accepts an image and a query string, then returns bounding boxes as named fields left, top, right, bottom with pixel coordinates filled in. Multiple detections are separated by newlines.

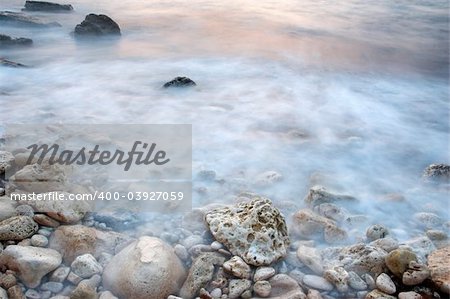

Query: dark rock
left=0, top=11, right=61, bottom=27
left=0, top=34, right=32, bottom=48
left=23, top=1, right=73, bottom=12
left=163, top=76, right=197, bottom=88
left=0, top=58, right=28, bottom=68
left=74, top=14, right=121, bottom=38
left=93, top=209, right=140, bottom=231
left=423, top=164, right=450, bottom=183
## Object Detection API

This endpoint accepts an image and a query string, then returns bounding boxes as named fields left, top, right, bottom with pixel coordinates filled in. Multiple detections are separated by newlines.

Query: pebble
left=253, top=280, right=271, bottom=297
left=413, top=212, right=442, bottom=228
left=210, top=288, right=222, bottom=299
left=174, top=244, right=189, bottom=261
left=98, top=291, right=119, bottom=299
left=297, top=245, right=324, bottom=275
left=348, top=271, right=367, bottom=290
left=402, top=261, right=430, bottom=285
left=37, top=229, right=52, bottom=237
left=307, top=289, right=323, bottom=299
left=324, top=267, right=349, bottom=293
left=33, top=215, right=60, bottom=228
left=67, top=272, right=82, bottom=285
left=0, top=274, right=17, bottom=289
left=7, top=285, right=25, bottom=299
left=24, top=289, right=41, bottom=299
left=375, top=273, right=396, bottom=294
left=228, top=279, right=251, bottom=299
left=50, top=266, right=70, bottom=283
left=71, top=254, right=103, bottom=278
left=223, top=256, right=252, bottom=279
left=31, top=234, right=49, bottom=247
left=254, top=267, right=276, bottom=282
left=40, top=281, right=63, bottom=293
left=385, top=248, right=417, bottom=278
left=366, top=224, right=389, bottom=241
left=426, top=230, right=447, bottom=241
left=362, top=274, right=376, bottom=290
left=211, top=241, right=223, bottom=250
left=398, top=291, right=422, bottom=299
left=15, top=205, right=35, bottom=217
left=182, top=234, right=204, bottom=249
left=303, top=274, right=334, bottom=291
left=365, top=289, right=396, bottom=299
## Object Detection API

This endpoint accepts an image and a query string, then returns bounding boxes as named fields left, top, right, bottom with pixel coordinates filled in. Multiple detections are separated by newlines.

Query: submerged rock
left=0, top=151, right=14, bottom=174
left=0, top=34, right=32, bottom=48
left=0, top=58, right=28, bottom=68
left=9, top=163, right=69, bottom=193
left=423, top=164, right=450, bottom=183
left=163, top=76, right=196, bottom=88
left=0, top=245, right=62, bottom=288
left=74, top=14, right=121, bottom=37
left=0, top=215, right=38, bottom=241
left=23, top=1, right=73, bottom=12
left=102, top=237, right=186, bottom=299
left=0, top=11, right=61, bottom=27
left=205, top=196, right=290, bottom=266
left=304, top=186, right=357, bottom=207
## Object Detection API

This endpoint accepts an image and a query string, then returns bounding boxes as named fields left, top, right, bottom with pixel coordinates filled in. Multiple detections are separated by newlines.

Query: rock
left=99, top=291, right=118, bottom=299
left=81, top=274, right=101, bottom=289
left=413, top=212, right=443, bottom=229
left=25, top=289, right=40, bottom=299
left=296, top=245, right=324, bottom=275
left=303, top=275, right=334, bottom=291
left=205, top=196, right=290, bottom=266
left=366, top=225, right=389, bottom=241
left=23, top=1, right=73, bottom=12
left=70, top=281, right=96, bottom=299
left=385, top=248, right=417, bottom=278
left=182, top=234, right=204, bottom=249
left=348, top=271, right=367, bottom=291
left=269, top=274, right=306, bottom=298
left=0, top=245, right=62, bottom=288
left=228, top=279, right=251, bottom=299
left=400, top=236, right=436, bottom=262
left=174, top=244, right=189, bottom=261
left=67, top=272, right=82, bottom=285
left=74, top=14, right=121, bottom=37
left=324, top=224, right=348, bottom=244
left=291, top=209, right=335, bottom=238
left=375, top=273, right=396, bottom=294
left=49, top=224, right=132, bottom=263
left=324, top=267, right=349, bottom=293
left=0, top=34, right=32, bottom=48
left=369, top=237, right=399, bottom=253
left=254, top=171, right=283, bottom=186
left=10, top=163, right=68, bottom=193
left=0, top=201, right=16, bottom=221
left=50, top=266, right=70, bottom=282
left=102, top=236, right=186, bottom=299
left=71, top=254, right=102, bottom=278
left=7, top=285, right=25, bottom=299
left=0, top=151, right=14, bottom=174
left=223, top=256, right=251, bottom=279
left=314, top=203, right=348, bottom=222
left=0, top=287, right=6, bottom=299
left=31, top=234, right=49, bottom=247
left=254, top=267, right=276, bottom=282
left=41, top=281, right=64, bottom=293
left=423, top=164, right=450, bottom=183
left=254, top=280, right=271, bottom=297
left=365, top=289, right=396, bottom=299
left=179, top=252, right=225, bottom=299
left=33, top=214, right=60, bottom=227
left=0, top=273, right=16, bottom=289
left=93, top=209, right=140, bottom=231
left=402, top=261, right=430, bottom=285
left=15, top=205, right=34, bottom=217
left=362, top=273, right=376, bottom=290
left=163, top=77, right=196, bottom=88
left=0, top=58, right=28, bottom=68
left=307, top=289, right=323, bottom=299
left=0, top=11, right=60, bottom=27
left=426, top=229, right=447, bottom=241
left=398, top=291, right=422, bottom=299
left=0, top=215, right=38, bottom=241
left=21, top=195, right=91, bottom=224
left=304, top=186, right=357, bottom=207
left=427, top=245, right=450, bottom=294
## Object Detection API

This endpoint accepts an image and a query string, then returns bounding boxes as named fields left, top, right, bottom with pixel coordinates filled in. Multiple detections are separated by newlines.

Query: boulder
left=74, top=14, right=121, bottom=37
left=0, top=34, right=32, bottom=48
left=0, top=215, right=38, bottom=241
left=102, top=237, right=186, bottom=299
left=163, top=77, right=196, bottom=88
left=0, top=245, right=62, bottom=288
left=23, top=1, right=73, bottom=12
left=49, top=224, right=133, bottom=263
left=205, top=196, right=290, bottom=266
left=0, top=11, right=61, bottom=27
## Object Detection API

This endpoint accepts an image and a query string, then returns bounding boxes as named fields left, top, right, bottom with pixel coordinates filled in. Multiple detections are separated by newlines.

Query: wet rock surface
left=205, top=196, right=290, bottom=266
left=0, top=215, right=38, bottom=241
left=23, top=1, right=73, bottom=12
left=427, top=245, right=450, bottom=294
left=0, top=34, right=32, bottom=48
left=0, top=58, right=28, bottom=68
left=74, top=14, right=121, bottom=37
left=0, top=11, right=61, bottom=27
left=163, top=76, right=197, bottom=88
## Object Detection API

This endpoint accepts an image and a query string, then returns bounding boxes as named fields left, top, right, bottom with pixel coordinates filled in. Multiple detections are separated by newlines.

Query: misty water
left=1, top=0, right=449, bottom=242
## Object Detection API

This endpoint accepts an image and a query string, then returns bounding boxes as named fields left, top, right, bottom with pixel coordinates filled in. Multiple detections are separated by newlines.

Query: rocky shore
left=0, top=148, right=449, bottom=299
